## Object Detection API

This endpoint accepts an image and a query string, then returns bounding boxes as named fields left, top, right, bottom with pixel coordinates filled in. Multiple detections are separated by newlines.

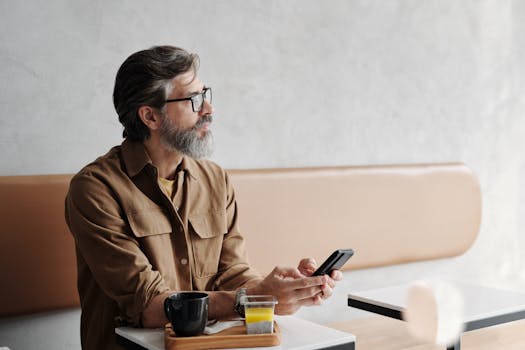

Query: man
left=65, top=45, right=341, bottom=350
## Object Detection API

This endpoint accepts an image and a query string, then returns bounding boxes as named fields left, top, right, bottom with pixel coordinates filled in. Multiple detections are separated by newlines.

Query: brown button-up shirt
left=65, top=139, right=261, bottom=350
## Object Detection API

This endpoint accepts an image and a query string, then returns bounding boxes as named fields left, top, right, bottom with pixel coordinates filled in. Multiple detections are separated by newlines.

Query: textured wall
left=1, top=0, right=524, bottom=348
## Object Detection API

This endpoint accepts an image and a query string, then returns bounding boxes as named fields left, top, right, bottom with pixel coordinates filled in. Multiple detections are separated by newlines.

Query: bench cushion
left=229, top=163, right=481, bottom=274
left=0, top=174, right=78, bottom=316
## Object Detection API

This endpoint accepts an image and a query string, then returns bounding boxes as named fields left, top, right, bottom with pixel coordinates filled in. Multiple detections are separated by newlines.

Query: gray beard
left=159, top=114, right=214, bottom=159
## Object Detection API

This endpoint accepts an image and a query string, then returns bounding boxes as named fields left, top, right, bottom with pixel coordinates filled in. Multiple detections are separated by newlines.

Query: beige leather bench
left=0, top=163, right=481, bottom=319
left=0, top=174, right=78, bottom=316
left=231, top=163, right=481, bottom=274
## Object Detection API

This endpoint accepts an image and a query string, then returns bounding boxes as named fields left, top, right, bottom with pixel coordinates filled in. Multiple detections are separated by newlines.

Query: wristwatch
left=234, top=288, right=247, bottom=318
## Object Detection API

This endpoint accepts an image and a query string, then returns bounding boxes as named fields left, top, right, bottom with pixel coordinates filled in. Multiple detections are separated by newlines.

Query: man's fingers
left=277, top=281, right=324, bottom=303
left=326, top=276, right=336, bottom=289
left=294, top=285, right=325, bottom=301
left=320, top=284, right=333, bottom=299
left=276, top=295, right=322, bottom=314
left=297, top=258, right=317, bottom=276
left=286, top=275, right=327, bottom=290
left=298, top=294, right=324, bottom=307
left=298, top=258, right=317, bottom=269
left=272, top=266, right=303, bottom=279
left=330, top=269, right=343, bottom=281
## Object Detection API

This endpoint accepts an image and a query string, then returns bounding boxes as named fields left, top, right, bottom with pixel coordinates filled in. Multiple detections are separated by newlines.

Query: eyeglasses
left=165, top=87, right=212, bottom=113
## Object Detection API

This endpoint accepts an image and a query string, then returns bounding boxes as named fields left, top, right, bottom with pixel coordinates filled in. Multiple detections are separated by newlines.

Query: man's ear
left=137, top=106, right=162, bottom=131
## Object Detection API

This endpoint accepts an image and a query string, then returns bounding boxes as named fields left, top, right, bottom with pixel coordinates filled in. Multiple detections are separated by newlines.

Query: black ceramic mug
left=164, top=292, right=209, bottom=337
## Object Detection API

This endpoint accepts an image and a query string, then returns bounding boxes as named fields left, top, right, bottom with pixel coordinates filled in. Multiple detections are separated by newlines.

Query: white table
left=116, top=315, right=356, bottom=350
left=347, top=282, right=525, bottom=350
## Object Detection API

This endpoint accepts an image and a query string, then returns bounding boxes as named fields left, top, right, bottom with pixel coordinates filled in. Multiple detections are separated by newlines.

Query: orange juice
left=245, top=307, right=274, bottom=324
left=241, top=295, right=277, bottom=334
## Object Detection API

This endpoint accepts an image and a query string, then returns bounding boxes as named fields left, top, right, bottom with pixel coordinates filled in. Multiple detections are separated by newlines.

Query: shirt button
left=180, top=258, right=188, bottom=265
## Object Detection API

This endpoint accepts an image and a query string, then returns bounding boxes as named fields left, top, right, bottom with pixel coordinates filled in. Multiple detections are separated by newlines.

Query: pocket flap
left=189, top=211, right=227, bottom=238
left=128, top=207, right=172, bottom=237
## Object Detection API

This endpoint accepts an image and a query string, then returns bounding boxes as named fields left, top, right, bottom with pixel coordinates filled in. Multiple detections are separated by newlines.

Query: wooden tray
left=164, top=321, right=280, bottom=350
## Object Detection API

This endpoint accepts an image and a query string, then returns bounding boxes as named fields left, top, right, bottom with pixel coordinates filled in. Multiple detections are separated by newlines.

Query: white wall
left=1, top=0, right=524, bottom=348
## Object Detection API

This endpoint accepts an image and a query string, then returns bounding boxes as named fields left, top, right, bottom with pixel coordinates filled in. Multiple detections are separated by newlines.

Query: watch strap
left=234, top=288, right=247, bottom=318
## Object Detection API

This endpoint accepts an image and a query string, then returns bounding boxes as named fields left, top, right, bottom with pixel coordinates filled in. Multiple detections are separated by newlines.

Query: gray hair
left=112, top=46, right=200, bottom=141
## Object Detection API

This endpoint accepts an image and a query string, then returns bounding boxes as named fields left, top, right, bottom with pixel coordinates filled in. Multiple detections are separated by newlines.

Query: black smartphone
left=312, top=249, right=354, bottom=276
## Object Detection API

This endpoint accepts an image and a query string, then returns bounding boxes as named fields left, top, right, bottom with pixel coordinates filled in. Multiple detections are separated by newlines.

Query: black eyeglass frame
left=165, top=87, right=212, bottom=113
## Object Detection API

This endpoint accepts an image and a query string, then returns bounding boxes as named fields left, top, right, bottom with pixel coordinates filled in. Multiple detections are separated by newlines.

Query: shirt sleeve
left=210, top=172, right=263, bottom=291
left=65, top=173, right=170, bottom=326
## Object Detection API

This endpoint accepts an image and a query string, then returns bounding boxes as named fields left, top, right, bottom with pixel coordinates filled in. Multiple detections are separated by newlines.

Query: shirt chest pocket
left=127, top=208, right=173, bottom=238
left=189, top=211, right=227, bottom=278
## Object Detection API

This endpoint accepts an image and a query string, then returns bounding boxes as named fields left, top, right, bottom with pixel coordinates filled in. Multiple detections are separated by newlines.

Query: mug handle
left=164, top=297, right=172, bottom=320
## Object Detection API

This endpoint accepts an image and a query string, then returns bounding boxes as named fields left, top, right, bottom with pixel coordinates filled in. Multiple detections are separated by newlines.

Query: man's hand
left=297, top=258, right=343, bottom=302
left=248, top=266, right=328, bottom=314
left=248, top=258, right=343, bottom=315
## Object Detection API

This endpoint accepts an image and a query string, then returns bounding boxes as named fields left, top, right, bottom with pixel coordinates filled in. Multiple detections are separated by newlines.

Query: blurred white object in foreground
left=403, top=280, right=465, bottom=346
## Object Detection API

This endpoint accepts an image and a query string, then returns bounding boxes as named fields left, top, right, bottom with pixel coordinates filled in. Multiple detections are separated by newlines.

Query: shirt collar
left=121, top=138, right=150, bottom=178
left=179, top=156, right=199, bottom=180
left=122, top=138, right=198, bottom=180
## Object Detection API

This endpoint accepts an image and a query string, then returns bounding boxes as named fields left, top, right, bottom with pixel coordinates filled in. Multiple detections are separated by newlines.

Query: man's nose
left=200, top=99, right=214, bottom=116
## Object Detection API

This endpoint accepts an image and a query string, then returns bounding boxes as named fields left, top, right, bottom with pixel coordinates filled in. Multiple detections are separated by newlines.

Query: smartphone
left=312, top=249, right=354, bottom=276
